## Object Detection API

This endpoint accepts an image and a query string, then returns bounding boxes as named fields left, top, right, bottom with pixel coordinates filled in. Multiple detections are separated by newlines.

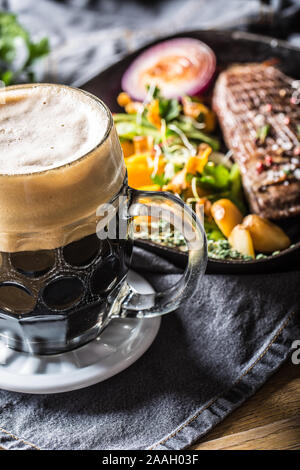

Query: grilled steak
left=213, top=63, right=300, bottom=219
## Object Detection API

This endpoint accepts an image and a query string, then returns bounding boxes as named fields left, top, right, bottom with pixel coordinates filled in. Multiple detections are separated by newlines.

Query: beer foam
left=0, top=84, right=126, bottom=252
left=0, top=85, right=109, bottom=174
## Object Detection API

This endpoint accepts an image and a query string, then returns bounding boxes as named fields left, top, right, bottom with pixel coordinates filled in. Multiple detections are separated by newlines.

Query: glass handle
left=119, top=188, right=207, bottom=318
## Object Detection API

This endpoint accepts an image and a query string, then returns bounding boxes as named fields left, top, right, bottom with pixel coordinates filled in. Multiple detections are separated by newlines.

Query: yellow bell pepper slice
left=133, top=136, right=154, bottom=154
left=125, top=153, right=165, bottom=189
left=121, top=140, right=134, bottom=158
left=204, top=109, right=216, bottom=133
left=126, top=156, right=153, bottom=188
left=147, top=99, right=161, bottom=129
left=182, top=98, right=216, bottom=132
left=137, top=184, right=161, bottom=191
left=185, top=145, right=211, bottom=175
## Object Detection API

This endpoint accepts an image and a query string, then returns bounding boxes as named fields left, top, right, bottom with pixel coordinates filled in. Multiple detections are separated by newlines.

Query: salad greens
left=115, top=86, right=220, bottom=151
left=115, top=86, right=273, bottom=260
left=116, top=84, right=292, bottom=261
left=115, top=86, right=249, bottom=258
left=0, top=11, right=50, bottom=85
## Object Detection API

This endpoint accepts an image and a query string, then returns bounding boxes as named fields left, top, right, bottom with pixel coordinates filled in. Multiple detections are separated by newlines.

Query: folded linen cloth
left=0, top=246, right=299, bottom=450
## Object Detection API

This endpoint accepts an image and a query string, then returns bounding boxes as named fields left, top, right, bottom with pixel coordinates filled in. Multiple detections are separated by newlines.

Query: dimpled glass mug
left=0, top=83, right=207, bottom=355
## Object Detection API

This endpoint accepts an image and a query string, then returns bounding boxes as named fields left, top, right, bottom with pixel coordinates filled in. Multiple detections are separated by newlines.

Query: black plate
left=81, top=30, right=300, bottom=274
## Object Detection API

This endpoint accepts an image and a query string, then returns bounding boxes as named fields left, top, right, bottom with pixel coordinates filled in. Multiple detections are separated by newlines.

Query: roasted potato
left=228, top=224, right=255, bottom=258
left=211, top=199, right=243, bottom=238
left=242, top=215, right=291, bottom=253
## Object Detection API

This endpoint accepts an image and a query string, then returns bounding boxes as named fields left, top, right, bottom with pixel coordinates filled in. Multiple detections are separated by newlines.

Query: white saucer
left=0, top=271, right=160, bottom=394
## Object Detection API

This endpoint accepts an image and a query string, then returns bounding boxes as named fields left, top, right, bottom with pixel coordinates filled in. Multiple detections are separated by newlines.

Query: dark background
left=1, top=0, right=300, bottom=85
left=51, top=0, right=300, bottom=38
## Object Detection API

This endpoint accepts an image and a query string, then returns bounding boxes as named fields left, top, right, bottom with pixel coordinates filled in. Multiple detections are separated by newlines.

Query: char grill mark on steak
left=212, top=63, right=300, bottom=219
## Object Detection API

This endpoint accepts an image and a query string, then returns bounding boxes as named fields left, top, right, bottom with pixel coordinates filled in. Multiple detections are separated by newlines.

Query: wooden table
left=1, top=361, right=299, bottom=451
left=193, top=361, right=300, bottom=450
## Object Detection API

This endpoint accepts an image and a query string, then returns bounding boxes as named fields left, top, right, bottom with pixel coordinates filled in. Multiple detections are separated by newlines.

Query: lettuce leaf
left=0, top=11, right=50, bottom=85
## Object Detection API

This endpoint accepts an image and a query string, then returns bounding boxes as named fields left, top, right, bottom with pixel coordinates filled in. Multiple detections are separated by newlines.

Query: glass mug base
left=0, top=236, right=131, bottom=355
left=0, top=316, right=104, bottom=356
left=0, top=280, right=128, bottom=356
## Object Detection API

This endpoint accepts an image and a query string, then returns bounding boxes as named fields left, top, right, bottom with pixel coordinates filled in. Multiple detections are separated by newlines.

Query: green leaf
left=204, top=219, right=225, bottom=241
left=186, top=130, right=220, bottom=150
left=256, top=124, right=270, bottom=143
left=145, top=86, right=181, bottom=122
left=145, top=84, right=160, bottom=99
left=27, top=37, right=50, bottom=64
left=168, top=117, right=220, bottom=151
left=0, top=11, right=50, bottom=85
left=198, top=175, right=216, bottom=186
left=200, top=163, right=230, bottom=189
left=0, top=69, right=13, bottom=85
left=150, top=173, right=169, bottom=186
left=213, top=165, right=230, bottom=188
left=171, top=120, right=220, bottom=150
left=113, top=113, right=156, bottom=128
left=158, top=98, right=181, bottom=122
left=115, top=121, right=161, bottom=141
left=228, top=163, right=247, bottom=213
left=175, top=116, right=194, bottom=132
left=185, top=173, right=193, bottom=183
left=207, top=229, right=225, bottom=241
left=229, top=163, right=240, bottom=182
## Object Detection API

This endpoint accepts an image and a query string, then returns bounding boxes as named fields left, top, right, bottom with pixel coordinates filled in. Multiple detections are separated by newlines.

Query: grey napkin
left=0, top=246, right=299, bottom=450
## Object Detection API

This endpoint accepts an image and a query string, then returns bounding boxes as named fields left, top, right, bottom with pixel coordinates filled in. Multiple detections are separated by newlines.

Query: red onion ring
left=121, top=38, right=216, bottom=101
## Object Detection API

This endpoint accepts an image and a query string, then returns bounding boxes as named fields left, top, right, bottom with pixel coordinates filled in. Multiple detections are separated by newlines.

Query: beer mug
left=0, top=84, right=207, bottom=355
